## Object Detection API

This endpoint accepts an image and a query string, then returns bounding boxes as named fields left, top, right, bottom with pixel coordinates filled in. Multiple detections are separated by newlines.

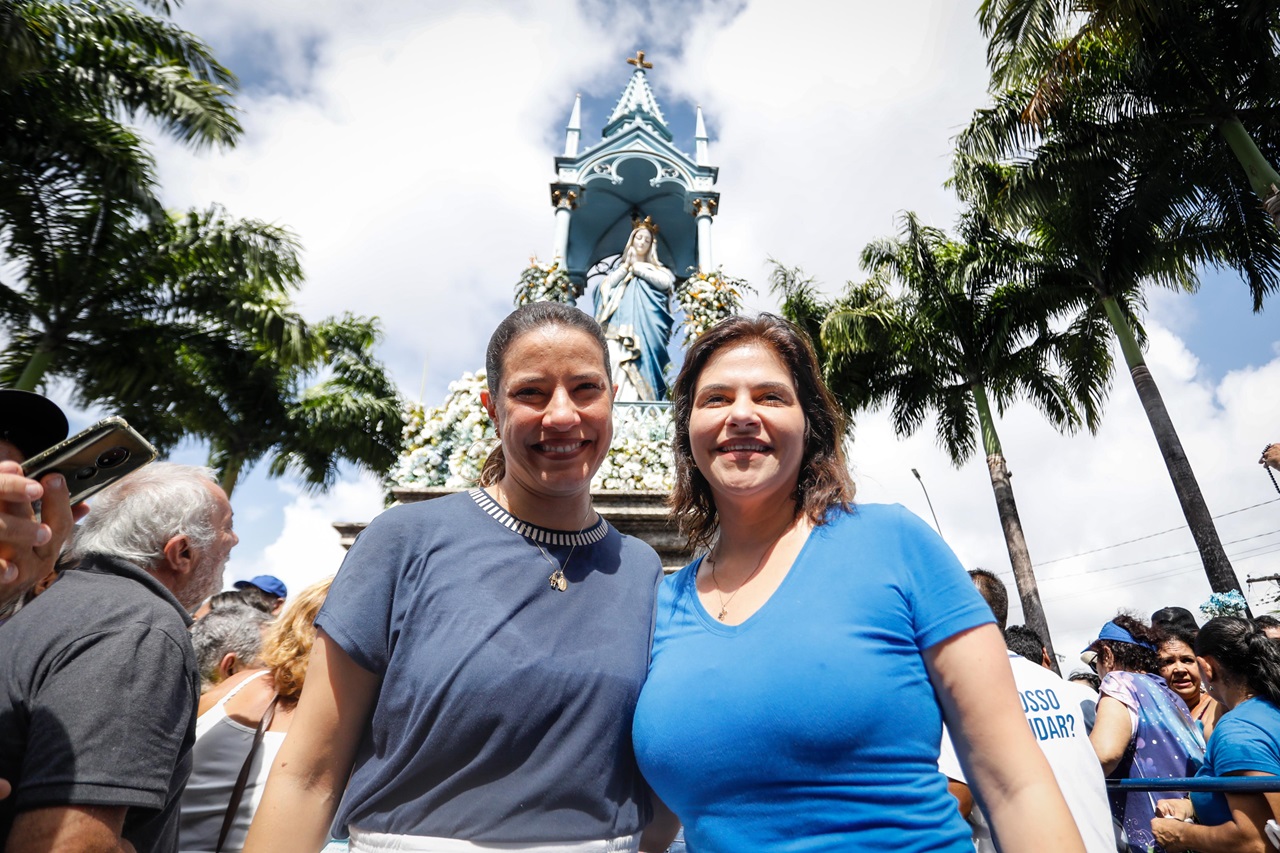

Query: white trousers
left=347, top=828, right=640, bottom=853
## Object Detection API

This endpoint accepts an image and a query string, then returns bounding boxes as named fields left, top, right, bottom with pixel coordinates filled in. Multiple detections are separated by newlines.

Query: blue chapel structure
left=549, top=51, right=721, bottom=292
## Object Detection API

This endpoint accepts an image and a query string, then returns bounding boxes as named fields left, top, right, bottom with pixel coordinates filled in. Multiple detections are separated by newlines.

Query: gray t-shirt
left=319, top=489, right=662, bottom=842
left=0, top=554, right=199, bottom=852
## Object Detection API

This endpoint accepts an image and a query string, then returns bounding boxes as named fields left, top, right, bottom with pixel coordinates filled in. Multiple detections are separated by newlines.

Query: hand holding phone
left=20, top=417, right=157, bottom=507
left=0, top=460, right=81, bottom=611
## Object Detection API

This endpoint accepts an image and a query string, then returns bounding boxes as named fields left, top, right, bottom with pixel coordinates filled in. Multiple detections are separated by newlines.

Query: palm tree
left=954, top=143, right=1267, bottom=602
left=777, top=212, right=1109, bottom=669
left=0, top=0, right=239, bottom=183
left=0, top=202, right=306, bottom=392
left=0, top=199, right=404, bottom=494
left=197, top=314, right=405, bottom=497
left=976, top=0, right=1280, bottom=237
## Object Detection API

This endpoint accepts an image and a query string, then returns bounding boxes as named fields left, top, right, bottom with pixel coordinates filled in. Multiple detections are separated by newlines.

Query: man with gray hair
left=191, top=603, right=271, bottom=693
left=0, top=463, right=237, bottom=852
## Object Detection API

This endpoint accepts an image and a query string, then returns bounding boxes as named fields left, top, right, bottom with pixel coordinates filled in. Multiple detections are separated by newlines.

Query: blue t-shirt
left=1191, top=697, right=1280, bottom=827
left=632, top=503, right=993, bottom=852
left=317, top=489, right=663, bottom=842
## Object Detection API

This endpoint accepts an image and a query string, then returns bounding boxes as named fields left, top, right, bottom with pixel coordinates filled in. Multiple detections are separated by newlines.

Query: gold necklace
left=706, top=546, right=771, bottom=621
left=531, top=504, right=594, bottom=592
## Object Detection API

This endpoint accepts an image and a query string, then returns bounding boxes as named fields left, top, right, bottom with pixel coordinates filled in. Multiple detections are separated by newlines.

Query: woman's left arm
left=926, top=623, right=1085, bottom=853
left=1151, top=774, right=1273, bottom=853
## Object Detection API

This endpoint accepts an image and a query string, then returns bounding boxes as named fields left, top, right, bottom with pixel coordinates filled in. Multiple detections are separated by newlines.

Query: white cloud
left=145, top=0, right=1278, bottom=663
left=223, top=473, right=386, bottom=599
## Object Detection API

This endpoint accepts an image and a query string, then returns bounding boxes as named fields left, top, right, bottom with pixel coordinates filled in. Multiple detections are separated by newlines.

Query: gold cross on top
left=626, top=50, right=653, bottom=71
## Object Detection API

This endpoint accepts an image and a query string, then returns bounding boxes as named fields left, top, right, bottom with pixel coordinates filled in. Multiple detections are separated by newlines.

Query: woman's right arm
left=242, top=631, right=379, bottom=853
left=1089, top=695, right=1133, bottom=775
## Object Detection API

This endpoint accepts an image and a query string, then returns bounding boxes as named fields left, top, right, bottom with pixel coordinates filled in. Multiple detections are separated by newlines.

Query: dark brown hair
left=1088, top=612, right=1161, bottom=674
left=968, top=568, right=1009, bottom=631
left=1196, top=617, right=1280, bottom=706
left=478, top=302, right=611, bottom=486
left=668, top=314, right=854, bottom=548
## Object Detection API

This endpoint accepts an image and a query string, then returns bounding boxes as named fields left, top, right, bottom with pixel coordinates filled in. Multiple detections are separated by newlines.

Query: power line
left=1032, top=497, right=1280, bottom=568
left=995, top=533, right=1280, bottom=586
left=1039, top=529, right=1280, bottom=581
left=1044, top=543, right=1280, bottom=603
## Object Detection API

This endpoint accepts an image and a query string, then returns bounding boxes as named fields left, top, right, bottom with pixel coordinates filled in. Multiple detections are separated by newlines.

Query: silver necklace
left=706, top=546, right=771, bottom=621
left=531, top=504, right=594, bottom=592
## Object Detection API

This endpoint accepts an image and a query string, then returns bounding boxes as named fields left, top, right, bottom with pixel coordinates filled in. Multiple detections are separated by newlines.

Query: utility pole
left=1246, top=574, right=1280, bottom=613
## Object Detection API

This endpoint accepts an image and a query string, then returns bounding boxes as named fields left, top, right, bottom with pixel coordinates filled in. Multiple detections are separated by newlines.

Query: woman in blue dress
left=1151, top=616, right=1280, bottom=852
left=1086, top=614, right=1206, bottom=852
left=631, top=314, right=1084, bottom=853
left=593, top=219, right=675, bottom=401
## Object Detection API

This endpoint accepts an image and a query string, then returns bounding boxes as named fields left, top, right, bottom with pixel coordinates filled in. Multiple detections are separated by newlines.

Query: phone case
left=20, top=417, right=158, bottom=505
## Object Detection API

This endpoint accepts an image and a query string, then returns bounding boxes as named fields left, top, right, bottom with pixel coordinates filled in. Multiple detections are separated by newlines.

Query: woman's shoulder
left=607, top=527, right=663, bottom=581
left=1223, top=697, right=1280, bottom=732
left=364, top=490, right=481, bottom=535
left=222, top=670, right=277, bottom=727
left=1099, top=670, right=1140, bottom=698
left=818, top=502, right=936, bottom=540
left=661, top=556, right=700, bottom=592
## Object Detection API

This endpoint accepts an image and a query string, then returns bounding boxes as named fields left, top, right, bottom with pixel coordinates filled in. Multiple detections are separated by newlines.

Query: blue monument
left=549, top=51, right=722, bottom=401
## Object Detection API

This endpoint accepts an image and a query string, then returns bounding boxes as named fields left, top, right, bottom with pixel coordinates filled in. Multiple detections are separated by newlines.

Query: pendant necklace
left=531, top=503, right=594, bottom=592
left=706, top=545, right=771, bottom=621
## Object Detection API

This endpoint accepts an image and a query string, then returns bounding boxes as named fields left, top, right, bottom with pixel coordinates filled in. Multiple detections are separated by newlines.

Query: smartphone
left=20, top=417, right=158, bottom=506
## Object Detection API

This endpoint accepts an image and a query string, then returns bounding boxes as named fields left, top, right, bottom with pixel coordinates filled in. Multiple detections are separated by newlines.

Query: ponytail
left=479, top=444, right=504, bottom=487
left=1196, top=617, right=1280, bottom=706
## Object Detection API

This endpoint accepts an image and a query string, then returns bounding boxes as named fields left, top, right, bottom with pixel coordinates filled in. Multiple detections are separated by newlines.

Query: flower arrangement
left=514, top=257, right=581, bottom=306
left=674, top=267, right=751, bottom=346
left=387, top=372, right=676, bottom=492
left=1199, top=590, right=1249, bottom=619
left=390, top=370, right=496, bottom=490
left=595, top=404, right=675, bottom=491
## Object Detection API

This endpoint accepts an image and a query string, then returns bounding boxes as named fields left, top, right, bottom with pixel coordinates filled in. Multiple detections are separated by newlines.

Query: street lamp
left=911, top=468, right=943, bottom=537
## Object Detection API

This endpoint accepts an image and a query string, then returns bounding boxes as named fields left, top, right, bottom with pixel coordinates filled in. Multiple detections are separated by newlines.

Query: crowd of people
left=0, top=309, right=1277, bottom=853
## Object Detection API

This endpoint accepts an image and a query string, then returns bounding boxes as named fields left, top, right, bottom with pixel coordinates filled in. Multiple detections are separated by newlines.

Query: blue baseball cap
left=1083, top=620, right=1157, bottom=653
left=234, top=575, right=287, bottom=599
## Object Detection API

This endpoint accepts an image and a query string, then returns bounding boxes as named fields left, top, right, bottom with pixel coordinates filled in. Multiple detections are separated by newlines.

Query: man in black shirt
left=0, top=463, right=238, bottom=852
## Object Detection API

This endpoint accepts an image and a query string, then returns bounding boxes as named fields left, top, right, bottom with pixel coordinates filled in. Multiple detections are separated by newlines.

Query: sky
left=45, top=0, right=1280, bottom=667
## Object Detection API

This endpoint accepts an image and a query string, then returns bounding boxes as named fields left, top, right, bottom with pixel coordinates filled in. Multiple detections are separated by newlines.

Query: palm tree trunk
left=1218, top=117, right=1280, bottom=212
left=217, top=454, right=245, bottom=498
left=1100, top=296, right=1248, bottom=608
left=14, top=342, right=57, bottom=391
left=972, top=383, right=1061, bottom=673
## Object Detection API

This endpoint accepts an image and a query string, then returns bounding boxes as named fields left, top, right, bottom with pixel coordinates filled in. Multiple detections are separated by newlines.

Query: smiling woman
left=478, top=317, right=614, bottom=520
left=243, top=303, right=665, bottom=853
left=632, top=314, right=1086, bottom=853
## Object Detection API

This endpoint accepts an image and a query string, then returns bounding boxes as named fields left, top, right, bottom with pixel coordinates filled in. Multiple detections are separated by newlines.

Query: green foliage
left=0, top=0, right=240, bottom=228
left=514, top=258, right=580, bottom=306
left=674, top=267, right=751, bottom=346
left=0, top=1, right=404, bottom=494
left=967, top=0, right=1280, bottom=309
left=773, top=211, right=1109, bottom=465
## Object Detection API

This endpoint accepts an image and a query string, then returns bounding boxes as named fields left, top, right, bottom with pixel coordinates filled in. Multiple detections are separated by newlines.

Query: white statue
left=593, top=218, right=676, bottom=401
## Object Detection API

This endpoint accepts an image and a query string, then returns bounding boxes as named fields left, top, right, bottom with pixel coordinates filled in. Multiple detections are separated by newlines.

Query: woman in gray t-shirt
left=244, top=303, right=664, bottom=853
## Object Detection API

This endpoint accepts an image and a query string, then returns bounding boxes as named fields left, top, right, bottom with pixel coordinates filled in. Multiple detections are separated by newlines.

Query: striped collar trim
left=469, top=488, right=608, bottom=546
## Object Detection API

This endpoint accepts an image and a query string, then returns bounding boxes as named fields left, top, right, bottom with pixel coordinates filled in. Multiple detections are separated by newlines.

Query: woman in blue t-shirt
left=630, top=314, right=1085, bottom=853
left=1151, top=616, right=1280, bottom=852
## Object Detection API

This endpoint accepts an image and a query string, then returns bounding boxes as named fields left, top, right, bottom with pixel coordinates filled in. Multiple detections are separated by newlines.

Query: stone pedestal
left=333, top=488, right=696, bottom=571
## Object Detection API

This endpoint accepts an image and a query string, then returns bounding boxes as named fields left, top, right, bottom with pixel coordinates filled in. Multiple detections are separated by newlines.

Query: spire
left=604, top=50, right=670, bottom=140
left=695, top=105, right=709, bottom=166
left=564, top=93, right=581, bottom=157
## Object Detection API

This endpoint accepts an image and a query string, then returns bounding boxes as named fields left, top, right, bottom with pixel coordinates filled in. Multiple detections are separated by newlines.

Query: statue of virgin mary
left=592, top=218, right=676, bottom=401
